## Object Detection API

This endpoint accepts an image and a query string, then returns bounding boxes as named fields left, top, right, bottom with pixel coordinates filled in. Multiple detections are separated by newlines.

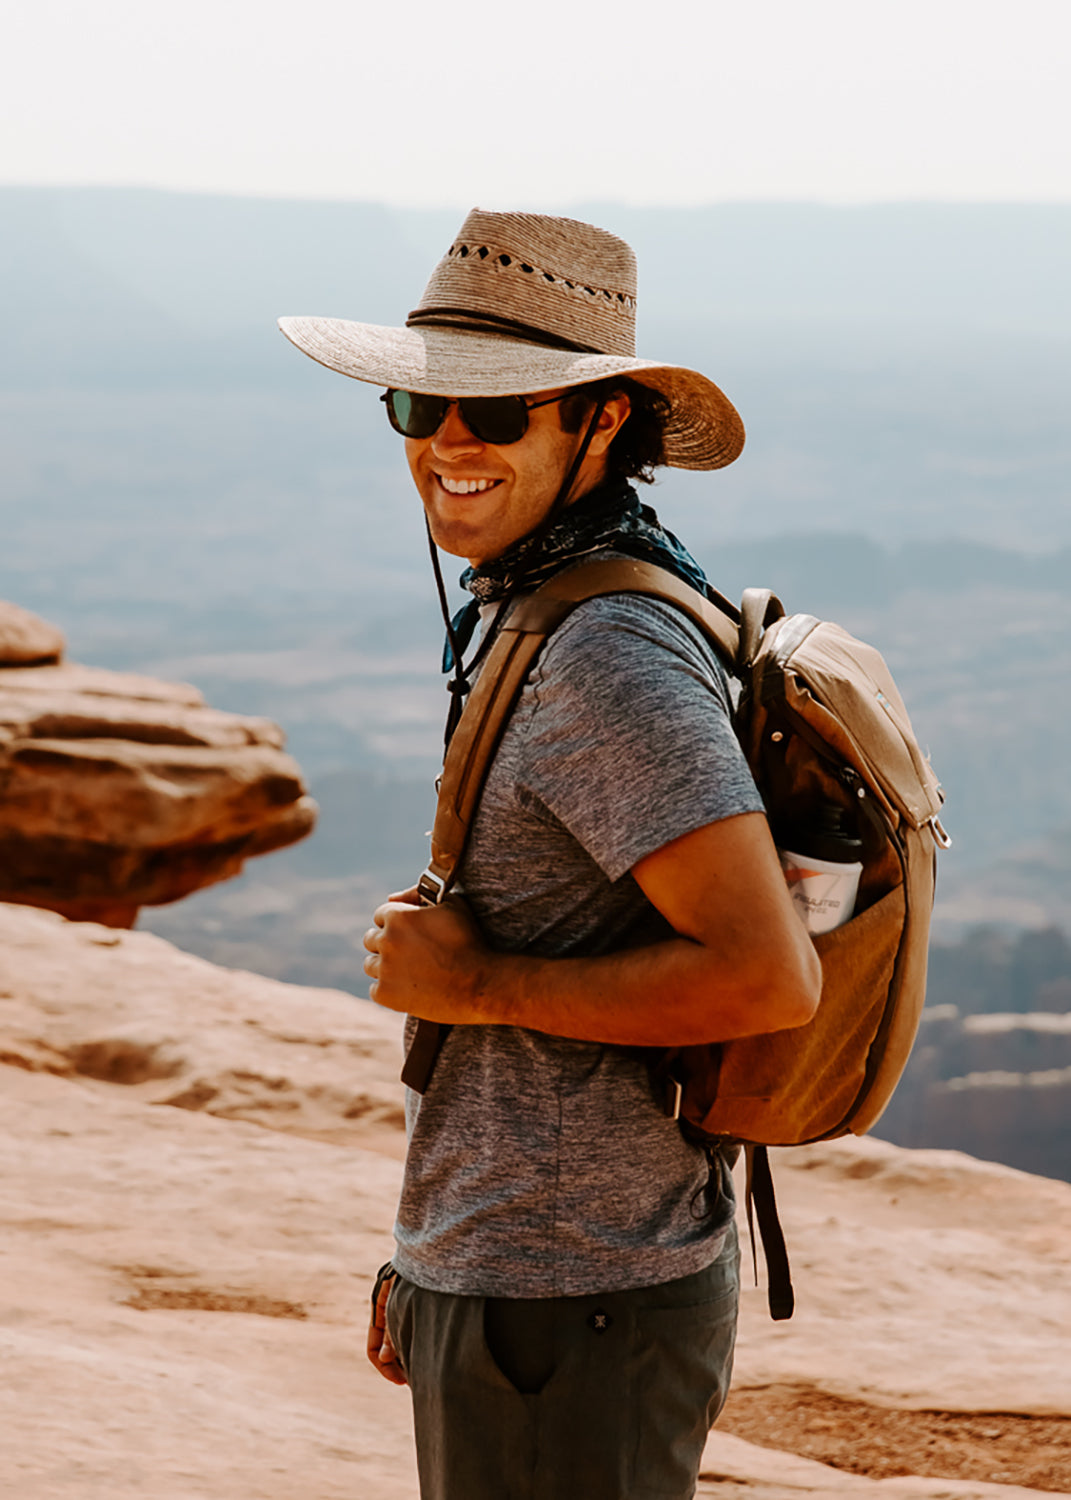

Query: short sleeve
left=513, top=593, right=765, bottom=881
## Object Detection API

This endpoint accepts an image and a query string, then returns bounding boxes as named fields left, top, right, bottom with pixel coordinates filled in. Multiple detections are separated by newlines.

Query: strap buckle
left=417, top=869, right=448, bottom=907
left=663, top=1075, right=683, bottom=1121
left=928, top=815, right=952, bottom=851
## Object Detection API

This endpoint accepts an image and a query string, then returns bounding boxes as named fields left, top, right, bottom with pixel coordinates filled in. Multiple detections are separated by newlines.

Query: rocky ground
left=1, top=900, right=1069, bottom=1498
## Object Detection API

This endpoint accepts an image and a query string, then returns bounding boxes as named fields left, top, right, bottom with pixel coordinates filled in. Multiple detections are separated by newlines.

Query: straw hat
left=279, top=209, right=744, bottom=471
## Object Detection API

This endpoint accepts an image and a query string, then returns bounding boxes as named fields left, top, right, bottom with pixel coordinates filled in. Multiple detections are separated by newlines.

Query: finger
left=367, top=1288, right=407, bottom=1386
left=363, top=950, right=379, bottom=977
left=373, top=904, right=389, bottom=928
left=373, top=1272, right=393, bottom=1332
left=362, top=926, right=379, bottom=954
left=376, top=1355, right=408, bottom=1386
left=367, top=1320, right=402, bottom=1382
left=387, top=885, right=421, bottom=906
left=377, top=1328, right=407, bottom=1385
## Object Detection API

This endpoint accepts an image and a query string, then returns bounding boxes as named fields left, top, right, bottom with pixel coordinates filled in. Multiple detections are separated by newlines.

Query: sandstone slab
left=698, top=1430, right=1058, bottom=1498
left=729, top=1134, right=1071, bottom=1417
left=1, top=902, right=1068, bottom=1497
left=0, top=902, right=405, bottom=1152
left=0, top=1065, right=415, bottom=1500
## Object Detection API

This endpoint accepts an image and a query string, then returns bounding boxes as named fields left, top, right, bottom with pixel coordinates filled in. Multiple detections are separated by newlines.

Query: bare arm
left=363, top=812, right=821, bottom=1046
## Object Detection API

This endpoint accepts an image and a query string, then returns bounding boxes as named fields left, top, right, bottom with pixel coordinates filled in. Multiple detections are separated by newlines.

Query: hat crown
left=408, top=209, right=638, bottom=358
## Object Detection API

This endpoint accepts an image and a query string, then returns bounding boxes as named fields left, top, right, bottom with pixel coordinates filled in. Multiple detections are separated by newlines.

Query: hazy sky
left=5, top=0, right=1069, bottom=207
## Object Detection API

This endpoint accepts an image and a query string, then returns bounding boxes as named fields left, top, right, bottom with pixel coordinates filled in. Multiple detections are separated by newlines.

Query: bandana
left=443, top=477, right=713, bottom=673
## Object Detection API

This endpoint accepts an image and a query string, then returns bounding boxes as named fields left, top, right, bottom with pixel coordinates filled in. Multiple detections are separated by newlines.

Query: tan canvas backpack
left=402, top=557, right=949, bottom=1316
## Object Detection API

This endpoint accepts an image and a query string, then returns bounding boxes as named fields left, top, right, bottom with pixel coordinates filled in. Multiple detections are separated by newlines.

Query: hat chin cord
left=427, top=397, right=608, bottom=749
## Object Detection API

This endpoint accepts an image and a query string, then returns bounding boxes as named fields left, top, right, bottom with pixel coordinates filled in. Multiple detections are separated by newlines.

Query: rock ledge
left=0, top=603, right=316, bottom=924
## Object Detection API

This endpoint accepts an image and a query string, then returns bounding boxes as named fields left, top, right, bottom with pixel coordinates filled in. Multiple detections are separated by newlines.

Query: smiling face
left=404, top=387, right=631, bottom=565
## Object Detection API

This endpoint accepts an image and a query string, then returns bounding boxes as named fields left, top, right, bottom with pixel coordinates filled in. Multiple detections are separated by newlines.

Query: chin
left=426, top=518, right=485, bottom=564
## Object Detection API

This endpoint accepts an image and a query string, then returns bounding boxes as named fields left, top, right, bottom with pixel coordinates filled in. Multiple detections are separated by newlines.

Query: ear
left=586, top=391, right=631, bottom=457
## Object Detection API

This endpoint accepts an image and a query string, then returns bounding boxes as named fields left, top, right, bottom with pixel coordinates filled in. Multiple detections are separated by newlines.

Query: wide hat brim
left=278, top=316, right=745, bottom=471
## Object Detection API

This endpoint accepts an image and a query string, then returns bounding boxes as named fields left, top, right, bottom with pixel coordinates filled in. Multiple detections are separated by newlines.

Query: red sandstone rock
left=0, top=605, right=316, bottom=925
left=0, top=601, right=65, bottom=666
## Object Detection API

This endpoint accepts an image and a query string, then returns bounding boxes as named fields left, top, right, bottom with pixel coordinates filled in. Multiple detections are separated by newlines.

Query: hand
left=362, top=894, right=493, bottom=1023
left=366, top=1270, right=407, bottom=1386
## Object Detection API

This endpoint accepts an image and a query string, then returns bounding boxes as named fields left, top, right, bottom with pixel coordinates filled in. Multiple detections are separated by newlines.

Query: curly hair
left=558, top=377, right=671, bottom=484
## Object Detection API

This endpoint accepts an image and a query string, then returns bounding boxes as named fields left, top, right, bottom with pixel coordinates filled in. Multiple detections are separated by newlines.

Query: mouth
left=435, top=474, right=504, bottom=496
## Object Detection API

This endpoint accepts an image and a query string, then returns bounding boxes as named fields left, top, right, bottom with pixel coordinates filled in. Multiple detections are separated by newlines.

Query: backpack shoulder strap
left=739, top=587, right=785, bottom=671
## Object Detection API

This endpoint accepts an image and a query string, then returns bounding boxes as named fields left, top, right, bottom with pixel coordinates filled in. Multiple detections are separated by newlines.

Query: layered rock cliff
left=0, top=602, right=316, bottom=925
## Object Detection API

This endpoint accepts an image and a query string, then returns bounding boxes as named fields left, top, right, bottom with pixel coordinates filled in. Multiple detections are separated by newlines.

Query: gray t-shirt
left=392, top=588, right=765, bottom=1298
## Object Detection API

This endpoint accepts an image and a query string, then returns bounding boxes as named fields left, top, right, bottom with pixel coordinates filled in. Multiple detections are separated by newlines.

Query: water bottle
left=777, top=804, right=864, bottom=934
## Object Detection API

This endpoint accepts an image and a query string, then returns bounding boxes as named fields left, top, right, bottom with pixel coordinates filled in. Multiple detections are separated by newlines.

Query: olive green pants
left=386, top=1227, right=739, bottom=1500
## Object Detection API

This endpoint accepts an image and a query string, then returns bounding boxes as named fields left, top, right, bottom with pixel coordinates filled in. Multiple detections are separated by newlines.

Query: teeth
left=439, top=476, right=500, bottom=495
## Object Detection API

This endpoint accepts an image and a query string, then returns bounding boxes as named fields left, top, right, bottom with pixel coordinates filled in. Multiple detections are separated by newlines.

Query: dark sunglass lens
left=462, top=397, right=529, bottom=445
left=387, top=390, right=446, bottom=438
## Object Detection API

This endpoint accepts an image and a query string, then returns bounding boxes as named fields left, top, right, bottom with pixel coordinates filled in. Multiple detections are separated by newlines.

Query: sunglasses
left=381, top=389, right=569, bottom=446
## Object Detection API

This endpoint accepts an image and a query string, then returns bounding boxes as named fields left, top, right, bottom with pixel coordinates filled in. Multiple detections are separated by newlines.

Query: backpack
left=402, top=556, right=949, bottom=1317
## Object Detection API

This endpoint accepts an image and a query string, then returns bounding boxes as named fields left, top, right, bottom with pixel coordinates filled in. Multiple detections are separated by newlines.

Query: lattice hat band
left=279, top=208, right=745, bottom=471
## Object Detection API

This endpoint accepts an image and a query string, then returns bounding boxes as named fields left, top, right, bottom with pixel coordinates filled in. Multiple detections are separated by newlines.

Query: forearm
left=448, top=932, right=815, bottom=1046
left=365, top=895, right=819, bottom=1047
left=364, top=816, right=823, bottom=1046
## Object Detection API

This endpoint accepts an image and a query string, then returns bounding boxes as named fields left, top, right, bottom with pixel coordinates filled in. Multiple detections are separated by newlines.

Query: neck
left=462, top=476, right=636, bottom=596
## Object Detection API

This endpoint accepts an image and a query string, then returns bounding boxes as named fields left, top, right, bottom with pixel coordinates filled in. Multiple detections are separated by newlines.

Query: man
left=280, top=209, right=820, bottom=1500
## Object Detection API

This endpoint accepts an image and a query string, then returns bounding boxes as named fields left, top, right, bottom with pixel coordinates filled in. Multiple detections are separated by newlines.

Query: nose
left=430, top=401, right=484, bottom=459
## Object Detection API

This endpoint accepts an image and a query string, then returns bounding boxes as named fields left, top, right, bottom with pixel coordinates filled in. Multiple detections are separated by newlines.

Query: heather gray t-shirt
left=392, top=587, right=765, bottom=1298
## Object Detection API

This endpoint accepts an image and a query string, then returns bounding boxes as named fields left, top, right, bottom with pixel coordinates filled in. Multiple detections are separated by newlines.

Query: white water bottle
left=777, top=804, right=863, bottom=935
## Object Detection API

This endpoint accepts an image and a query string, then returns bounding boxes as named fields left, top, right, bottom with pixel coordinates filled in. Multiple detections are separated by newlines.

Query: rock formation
left=1, top=900, right=1069, bottom=1499
left=0, top=601, right=316, bottom=926
left=878, top=1005, right=1071, bottom=1182
left=0, top=599, right=66, bottom=664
